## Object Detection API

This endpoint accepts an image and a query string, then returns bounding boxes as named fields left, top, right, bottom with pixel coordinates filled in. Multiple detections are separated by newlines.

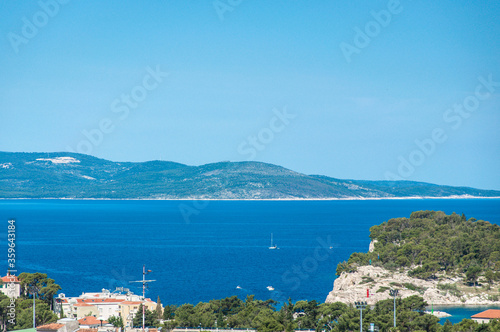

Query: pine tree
left=156, top=296, right=163, bottom=320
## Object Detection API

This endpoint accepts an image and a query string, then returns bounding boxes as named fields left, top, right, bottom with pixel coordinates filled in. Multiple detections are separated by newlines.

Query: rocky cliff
left=325, top=265, right=499, bottom=305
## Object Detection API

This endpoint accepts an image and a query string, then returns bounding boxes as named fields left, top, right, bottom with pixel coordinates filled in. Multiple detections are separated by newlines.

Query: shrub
left=437, top=283, right=462, bottom=297
left=488, top=295, right=499, bottom=301
left=360, top=276, right=375, bottom=284
left=404, top=283, right=427, bottom=294
left=377, top=286, right=390, bottom=293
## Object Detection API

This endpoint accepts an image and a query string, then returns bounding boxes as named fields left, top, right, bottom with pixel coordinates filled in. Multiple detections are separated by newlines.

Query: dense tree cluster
left=0, top=272, right=60, bottom=331
left=336, top=211, right=500, bottom=284
left=1, top=271, right=499, bottom=331
left=123, top=295, right=499, bottom=332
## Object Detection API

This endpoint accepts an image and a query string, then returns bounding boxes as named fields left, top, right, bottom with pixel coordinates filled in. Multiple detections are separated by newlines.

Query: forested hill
left=1, top=151, right=500, bottom=199
left=336, top=211, right=500, bottom=284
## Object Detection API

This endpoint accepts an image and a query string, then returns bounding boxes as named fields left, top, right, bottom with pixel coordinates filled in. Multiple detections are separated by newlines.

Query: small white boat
left=236, top=285, right=242, bottom=289
left=269, top=233, right=278, bottom=250
left=267, top=286, right=274, bottom=291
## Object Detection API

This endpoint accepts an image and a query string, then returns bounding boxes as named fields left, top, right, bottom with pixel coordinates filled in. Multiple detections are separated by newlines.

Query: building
left=471, top=309, right=500, bottom=323
left=78, top=316, right=108, bottom=329
left=55, top=288, right=161, bottom=328
left=57, top=289, right=135, bottom=320
left=37, top=318, right=79, bottom=332
left=120, top=299, right=157, bottom=328
left=0, top=272, right=21, bottom=298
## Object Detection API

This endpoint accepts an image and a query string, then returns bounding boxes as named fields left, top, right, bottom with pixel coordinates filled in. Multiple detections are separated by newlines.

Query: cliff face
left=325, top=265, right=498, bottom=305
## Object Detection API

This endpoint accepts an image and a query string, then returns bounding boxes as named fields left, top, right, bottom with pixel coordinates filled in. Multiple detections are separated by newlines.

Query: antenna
left=130, top=265, right=156, bottom=332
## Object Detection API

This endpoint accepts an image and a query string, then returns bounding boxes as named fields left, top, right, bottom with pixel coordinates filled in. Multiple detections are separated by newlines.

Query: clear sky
left=1, top=1, right=499, bottom=190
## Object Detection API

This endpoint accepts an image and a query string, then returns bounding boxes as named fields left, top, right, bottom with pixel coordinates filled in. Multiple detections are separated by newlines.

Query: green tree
left=155, top=296, right=163, bottom=320
left=466, top=266, right=482, bottom=287
left=108, top=316, right=124, bottom=330
left=17, top=272, right=61, bottom=310
left=163, top=304, right=177, bottom=320
left=14, top=299, right=57, bottom=329
left=132, top=304, right=158, bottom=328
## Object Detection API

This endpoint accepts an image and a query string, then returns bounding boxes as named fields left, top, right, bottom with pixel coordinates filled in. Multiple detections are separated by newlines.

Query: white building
left=56, top=288, right=160, bottom=321
left=0, top=272, right=21, bottom=298
left=471, top=309, right=500, bottom=323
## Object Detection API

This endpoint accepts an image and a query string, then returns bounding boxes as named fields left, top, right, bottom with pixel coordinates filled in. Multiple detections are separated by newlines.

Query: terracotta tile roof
left=472, top=309, right=500, bottom=319
left=1, top=275, right=19, bottom=283
left=78, top=316, right=108, bottom=325
left=79, top=329, right=98, bottom=332
left=120, top=301, right=143, bottom=305
left=37, top=323, right=64, bottom=330
left=74, top=303, right=95, bottom=307
left=77, top=298, right=125, bottom=303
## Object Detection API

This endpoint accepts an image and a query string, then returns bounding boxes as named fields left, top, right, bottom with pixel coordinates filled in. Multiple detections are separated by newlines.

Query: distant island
left=1, top=151, right=499, bottom=199
left=327, top=211, right=500, bottom=306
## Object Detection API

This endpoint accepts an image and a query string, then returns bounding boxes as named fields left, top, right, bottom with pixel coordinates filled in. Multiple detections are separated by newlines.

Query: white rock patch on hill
left=325, top=265, right=496, bottom=305
left=36, top=157, right=80, bottom=164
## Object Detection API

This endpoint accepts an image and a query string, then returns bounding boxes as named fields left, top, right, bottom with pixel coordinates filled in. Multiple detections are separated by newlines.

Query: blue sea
left=0, top=198, right=499, bottom=324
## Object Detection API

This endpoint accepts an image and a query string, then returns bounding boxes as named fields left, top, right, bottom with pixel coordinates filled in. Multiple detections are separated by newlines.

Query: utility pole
left=130, top=265, right=156, bottom=332
left=28, top=285, right=39, bottom=328
left=389, top=289, right=399, bottom=328
left=355, top=301, right=367, bottom=332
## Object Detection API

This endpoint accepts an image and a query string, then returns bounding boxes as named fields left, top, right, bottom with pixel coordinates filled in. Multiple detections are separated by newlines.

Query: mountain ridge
left=0, top=151, right=499, bottom=199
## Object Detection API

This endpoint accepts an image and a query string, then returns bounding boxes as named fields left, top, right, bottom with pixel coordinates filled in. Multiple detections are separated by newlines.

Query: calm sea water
left=0, top=199, right=499, bottom=324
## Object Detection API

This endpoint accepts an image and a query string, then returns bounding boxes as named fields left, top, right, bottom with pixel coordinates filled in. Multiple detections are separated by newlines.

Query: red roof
left=472, top=309, right=500, bottom=319
left=1, top=275, right=19, bottom=283
left=120, top=301, right=143, bottom=305
left=79, top=329, right=98, bottom=332
left=77, top=298, right=125, bottom=303
left=78, top=316, right=108, bottom=325
left=37, top=323, right=64, bottom=330
left=74, top=303, right=95, bottom=307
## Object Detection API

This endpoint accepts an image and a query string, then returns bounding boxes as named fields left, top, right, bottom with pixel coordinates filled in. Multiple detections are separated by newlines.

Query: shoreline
left=1, top=196, right=500, bottom=201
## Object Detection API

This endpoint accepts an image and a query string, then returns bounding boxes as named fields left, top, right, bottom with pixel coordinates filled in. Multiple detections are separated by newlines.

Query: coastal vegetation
left=2, top=271, right=499, bottom=331
left=336, top=211, right=500, bottom=289
left=126, top=295, right=500, bottom=332
left=0, top=272, right=60, bottom=331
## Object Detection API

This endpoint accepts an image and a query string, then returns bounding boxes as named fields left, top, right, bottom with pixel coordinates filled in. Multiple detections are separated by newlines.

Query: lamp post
left=389, top=289, right=399, bottom=328
left=354, top=301, right=367, bottom=332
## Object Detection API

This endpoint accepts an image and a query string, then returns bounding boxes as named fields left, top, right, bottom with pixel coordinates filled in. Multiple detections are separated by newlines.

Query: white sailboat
left=269, top=233, right=278, bottom=250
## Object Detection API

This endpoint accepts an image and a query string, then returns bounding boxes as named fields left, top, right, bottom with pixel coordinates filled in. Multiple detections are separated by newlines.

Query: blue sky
left=1, top=0, right=499, bottom=190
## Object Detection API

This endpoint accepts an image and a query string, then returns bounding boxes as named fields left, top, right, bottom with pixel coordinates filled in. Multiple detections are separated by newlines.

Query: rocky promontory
left=325, top=265, right=500, bottom=306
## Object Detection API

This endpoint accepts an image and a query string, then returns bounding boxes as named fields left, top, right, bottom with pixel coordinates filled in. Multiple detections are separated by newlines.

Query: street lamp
left=389, top=289, right=399, bottom=328
left=354, top=301, right=367, bottom=332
